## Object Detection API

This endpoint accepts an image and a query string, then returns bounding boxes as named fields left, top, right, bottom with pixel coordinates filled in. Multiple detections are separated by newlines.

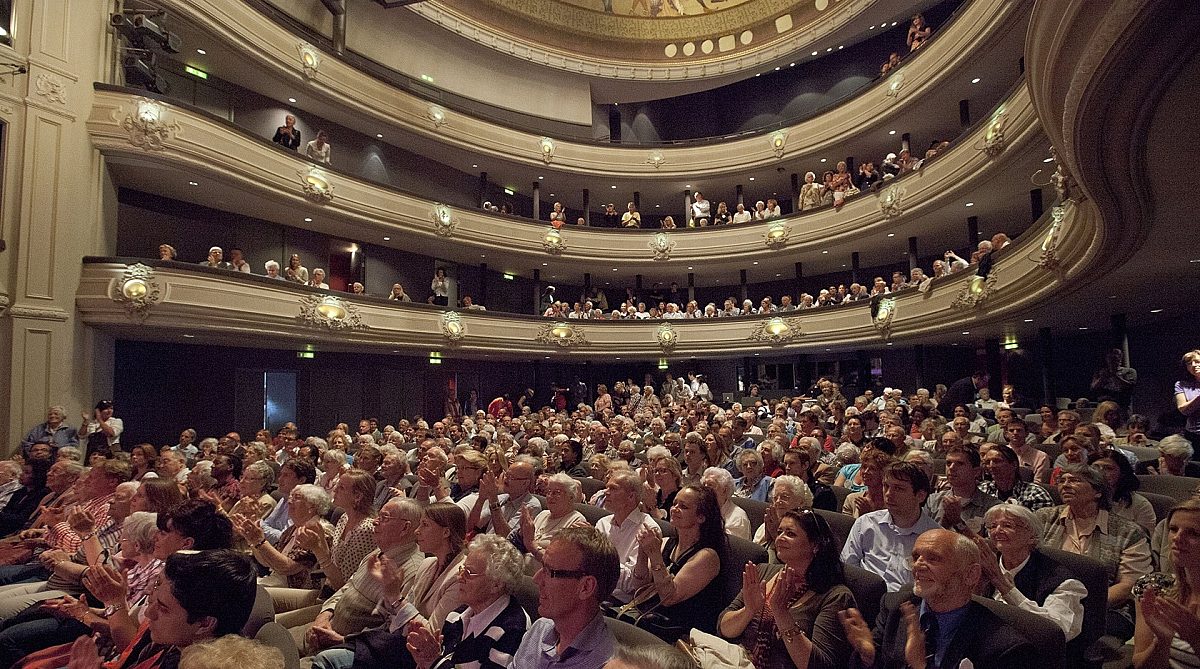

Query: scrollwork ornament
left=763, top=222, right=790, bottom=249
left=110, top=263, right=161, bottom=322
left=872, top=297, right=896, bottom=339
left=542, top=228, right=567, bottom=255
left=119, top=97, right=178, bottom=151
left=297, top=295, right=366, bottom=330
left=298, top=169, right=334, bottom=204
left=885, top=72, right=905, bottom=98
left=976, top=111, right=1009, bottom=156
left=538, top=137, right=556, bottom=164
left=427, top=105, right=447, bottom=129
left=536, top=322, right=587, bottom=347
left=297, top=43, right=321, bottom=78
left=656, top=322, right=678, bottom=351
left=646, top=151, right=666, bottom=169
left=769, top=130, right=788, bottom=158
left=879, top=185, right=905, bottom=218
left=950, top=273, right=999, bottom=310
left=34, top=73, right=67, bottom=105
left=748, top=317, right=803, bottom=344
left=431, top=203, right=457, bottom=237
left=440, top=311, right=466, bottom=341
left=648, top=232, right=675, bottom=261
left=1038, top=205, right=1066, bottom=269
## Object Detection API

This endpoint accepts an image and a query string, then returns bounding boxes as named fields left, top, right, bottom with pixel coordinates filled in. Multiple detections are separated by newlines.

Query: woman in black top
left=272, top=114, right=301, bottom=150
left=0, top=459, right=51, bottom=537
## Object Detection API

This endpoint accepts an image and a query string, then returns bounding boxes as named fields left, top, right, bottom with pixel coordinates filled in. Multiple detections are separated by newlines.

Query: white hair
left=770, top=475, right=813, bottom=509
left=701, top=466, right=735, bottom=497
left=264, top=260, right=280, bottom=271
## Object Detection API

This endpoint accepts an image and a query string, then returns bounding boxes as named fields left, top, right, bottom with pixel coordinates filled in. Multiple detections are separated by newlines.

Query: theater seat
left=254, top=621, right=300, bottom=669
left=1138, top=474, right=1200, bottom=502
left=1040, top=547, right=1107, bottom=668
left=730, top=497, right=767, bottom=536
left=831, top=485, right=852, bottom=510
left=718, top=536, right=769, bottom=612
left=971, top=594, right=1065, bottom=669
left=512, top=575, right=540, bottom=620
left=1140, top=491, right=1178, bottom=523
left=574, top=502, right=613, bottom=526
left=574, top=476, right=606, bottom=499
left=814, top=508, right=854, bottom=551
left=241, top=585, right=274, bottom=638
left=604, top=616, right=674, bottom=650
left=843, top=564, right=886, bottom=627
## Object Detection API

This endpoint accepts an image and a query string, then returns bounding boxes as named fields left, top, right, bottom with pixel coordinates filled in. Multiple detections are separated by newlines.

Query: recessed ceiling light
left=303, top=217, right=312, bottom=222
left=655, top=204, right=661, bottom=208
left=182, top=334, right=195, bottom=338
left=752, top=261, right=759, bottom=265
left=542, top=262, right=548, bottom=266
left=869, top=25, right=875, bottom=30
left=838, top=45, right=844, bottom=50
left=1109, top=295, right=1118, bottom=299
left=287, top=97, right=296, bottom=103
left=887, top=233, right=895, bottom=237
left=549, top=193, right=554, bottom=197
left=820, top=158, right=827, bottom=163
left=962, top=331, right=970, bottom=335
left=888, top=130, right=896, bottom=135
left=196, top=48, right=206, bottom=55
left=687, top=266, right=693, bottom=270
left=1150, top=308, right=1164, bottom=313
left=538, top=176, right=544, bottom=180
left=811, top=51, right=818, bottom=56
left=825, top=348, right=831, bottom=351
left=612, top=268, right=617, bottom=271
left=774, top=66, right=780, bottom=71
left=611, top=185, right=617, bottom=189
left=886, top=342, right=893, bottom=345
left=754, top=353, right=760, bottom=356
left=891, top=21, right=898, bottom=26
left=188, top=181, right=198, bottom=186
left=481, top=254, right=486, bottom=258
left=965, top=202, right=975, bottom=207
left=382, top=236, right=390, bottom=241
left=1190, top=259, right=1200, bottom=263
left=1023, top=318, right=1033, bottom=322
left=776, top=273, right=782, bottom=277
left=789, top=62, right=795, bottom=67
left=826, top=47, right=833, bottom=52
left=821, top=250, right=829, bottom=254
left=1079, top=326, right=1089, bottom=330
left=685, top=185, right=691, bottom=188
left=749, top=177, right=755, bottom=181
left=1043, top=158, right=1054, bottom=163
left=471, top=164, right=478, bottom=168
left=376, top=133, right=383, bottom=138
left=755, top=73, right=761, bottom=77
left=971, top=77, right=981, bottom=84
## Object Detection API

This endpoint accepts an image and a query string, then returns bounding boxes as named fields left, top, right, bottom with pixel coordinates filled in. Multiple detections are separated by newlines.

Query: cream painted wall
left=0, top=0, right=117, bottom=453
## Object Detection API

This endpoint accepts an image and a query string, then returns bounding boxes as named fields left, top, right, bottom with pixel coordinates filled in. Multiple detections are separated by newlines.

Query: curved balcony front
left=89, top=82, right=1043, bottom=278
left=161, top=0, right=1027, bottom=178
left=77, top=198, right=1097, bottom=360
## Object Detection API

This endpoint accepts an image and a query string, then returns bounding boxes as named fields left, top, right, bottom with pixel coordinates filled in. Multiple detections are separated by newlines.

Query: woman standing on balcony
left=272, top=114, right=301, bottom=150
left=799, top=172, right=822, bottom=211
left=907, top=14, right=932, bottom=51
left=304, top=129, right=331, bottom=164
left=285, top=254, right=308, bottom=284
left=431, top=267, right=449, bottom=306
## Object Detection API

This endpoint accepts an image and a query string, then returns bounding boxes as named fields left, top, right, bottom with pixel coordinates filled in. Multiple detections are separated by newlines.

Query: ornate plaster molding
left=109, top=263, right=161, bottom=322
left=542, top=227, right=567, bottom=254
left=118, top=97, right=179, bottom=151
left=879, top=185, right=905, bottom=218
left=950, top=273, right=999, bottom=310
left=298, top=294, right=366, bottom=329
left=748, top=316, right=802, bottom=344
left=33, top=73, right=67, bottom=105
left=872, top=296, right=896, bottom=339
left=536, top=322, right=587, bottom=347
left=297, top=42, right=321, bottom=78
left=656, top=322, right=678, bottom=351
left=431, top=203, right=457, bottom=237
left=440, top=311, right=466, bottom=341
left=648, top=232, right=675, bottom=261
left=763, top=222, right=790, bottom=249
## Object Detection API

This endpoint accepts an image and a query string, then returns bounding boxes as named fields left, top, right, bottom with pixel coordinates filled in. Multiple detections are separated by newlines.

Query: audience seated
left=841, top=461, right=940, bottom=591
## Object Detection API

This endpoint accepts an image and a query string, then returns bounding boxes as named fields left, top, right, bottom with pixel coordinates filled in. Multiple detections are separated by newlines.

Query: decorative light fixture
left=297, top=42, right=321, bottom=78
left=646, top=151, right=667, bottom=169
left=951, top=273, right=999, bottom=310
left=769, top=130, right=788, bottom=158
left=1038, top=205, right=1065, bottom=269
left=879, top=185, right=905, bottom=218
left=427, top=105, right=446, bottom=129
left=538, top=137, right=556, bottom=164
left=656, top=322, right=678, bottom=351
left=749, top=317, right=802, bottom=344
left=763, top=222, right=790, bottom=249
left=299, top=167, right=334, bottom=203
left=536, top=322, right=587, bottom=347
left=298, top=294, right=365, bottom=329
left=976, top=109, right=1009, bottom=156
left=431, top=203, right=457, bottom=237
left=542, top=227, right=566, bottom=255
left=648, top=232, right=675, bottom=261
left=872, top=297, right=896, bottom=339
left=111, top=263, right=161, bottom=321
left=440, top=311, right=466, bottom=341
left=120, top=97, right=178, bottom=150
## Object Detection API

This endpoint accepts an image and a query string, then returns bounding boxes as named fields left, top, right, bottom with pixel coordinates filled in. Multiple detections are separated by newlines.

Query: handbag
left=675, top=629, right=754, bottom=669
left=604, top=582, right=688, bottom=642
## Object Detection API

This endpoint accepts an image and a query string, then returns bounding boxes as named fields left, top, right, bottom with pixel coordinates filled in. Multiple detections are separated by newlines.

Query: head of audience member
left=768, top=475, right=813, bottom=519
left=374, top=497, right=421, bottom=550
left=534, top=525, right=619, bottom=623
left=603, top=471, right=642, bottom=522
left=1057, top=463, right=1111, bottom=514
left=700, top=467, right=735, bottom=508
left=1059, top=435, right=1090, bottom=467
left=736, top=449, right=766, bottom=486
left=982, top=503, right=1043, bottom=568
left=417, top=501, right=466, bottom=558
left=883, top=461, right=931, bottom=523
left=943, top=445, right=982, bottom=493
left=1157, top=435, right=1195, bottom=477
left=148, top=550, right=258, bottom=647
left=28, top=441, right=53, bottom=462
left=544, top=473, right=581, bottom=517
left=860, top=449, right=893, bottom=493
left=177, top=635, right=282, bottom=669
left=981, top=444, right=1020, bottom=490
left=277, top=459, right=317, bottom=497
left=671, top=484, right=726, bottom=550
left=334, top=469, right=378, bottom=518
left=132, top=477, right=185, bottom=514
left=1005, top=420, right=1030, bottom=450
left=47, top=460, right=84, bottom=493
left=603, top=645, right=695, bottom=669
left=776, top=508, right=842, bottom=588
left=155, top=500, right=234, bottom=559
left=1089, top=448, right=1139, bottom=504
left=1056, top=410, right=1081, bottom=436
left=238, top=460, right=274, bottom=499
left=501, top=456, right=536, bottom=499
left=910, top=529, right=982, bottom=613
left=459, top=533, right=524, bottom=614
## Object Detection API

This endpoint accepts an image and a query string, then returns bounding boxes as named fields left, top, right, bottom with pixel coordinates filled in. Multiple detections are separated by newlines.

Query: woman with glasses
left=450, top=451, right=486, bottom=502
left=650, top=457, right=683, bottom=521
left=230, top=460, right=276, bottom=520
left=1091, top=448, right=1156, bottom=534
left=720, top=509, right=855, bottom=669
left=974, top=503, right=1087, bottom=643
left=236, top=483, right=333, bottom=612
left=515, top=473, right=586, bottom=566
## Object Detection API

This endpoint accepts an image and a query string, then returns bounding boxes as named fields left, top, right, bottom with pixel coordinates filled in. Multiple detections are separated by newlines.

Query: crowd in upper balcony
left=3, top=342, right=1198, bottom=668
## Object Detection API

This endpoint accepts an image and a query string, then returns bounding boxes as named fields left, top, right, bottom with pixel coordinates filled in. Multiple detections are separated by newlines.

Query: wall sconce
left=300, top=167, right=334, bottom=203
left=431, top=203, right=457, bottom=237
left=427, top=105, right=446, bottom=129
left=976, top=109, right=1008, bottom=156
left=750, top=316, right=802, bottom=344
left=538, top=137, right=556, bottom=164
left=763, top=222, right=790, bottom=249
left=120, top=96, right=177, bottom=150
left=648, top=232, right=675, bottom=261
left=297, top=42, right=321, bottom=77
left=537, top=321, right=587, bottom=347
left=441, top=311, right=466, bottom=341
left=770, top=130, right=788, bottom=158
left=542, top=227, right=566, bottom=254
left=656, top=322, right=678, bottom=351
left=886, top=72, right=905, bottom=98
left=111, top=263, right=161, bottom=322
left=299, top=294, right=365, bottom=329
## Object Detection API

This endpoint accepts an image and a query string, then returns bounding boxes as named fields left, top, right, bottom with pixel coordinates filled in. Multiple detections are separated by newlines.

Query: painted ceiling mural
left=561, top=0, right=759, bottom=18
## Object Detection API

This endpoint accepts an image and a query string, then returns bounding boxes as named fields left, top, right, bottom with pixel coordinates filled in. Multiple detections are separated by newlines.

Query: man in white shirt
left=80, top=400, right=123, bottom=460
left=228, top=247, right=252, bottom=273
left=1007, top=421, right=1049, bottom=484
left=595, top=471, right=658, bottom=603
left=690, top=191, right=710, bottom=225
left=841, top=460, right=940, bottom=591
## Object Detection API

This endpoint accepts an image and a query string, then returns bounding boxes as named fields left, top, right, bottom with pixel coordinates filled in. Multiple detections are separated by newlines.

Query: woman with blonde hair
left=1134, top=499, right=1200, bottom=668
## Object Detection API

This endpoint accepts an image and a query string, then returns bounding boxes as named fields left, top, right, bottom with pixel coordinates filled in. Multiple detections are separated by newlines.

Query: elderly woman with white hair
left=514, top=472, right=587, bottom=566
left=701, top=466, right=751, bottom=539
left=1142, top=434, right=1200, bottom=477
left=733, top=449, right=774, bottom=503
left=236, top=483, right=334, bottom=611
left=975, top=503, right=1087, bottom=642
left=753, top=475, right=813, bottom=560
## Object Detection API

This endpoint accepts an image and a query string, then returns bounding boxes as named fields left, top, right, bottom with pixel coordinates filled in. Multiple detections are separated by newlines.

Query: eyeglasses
left=459, top=564, right=485, bottom=579
left=983, top=520, right=1024, bottom=532
left=542, top=567, right=587, bottom=580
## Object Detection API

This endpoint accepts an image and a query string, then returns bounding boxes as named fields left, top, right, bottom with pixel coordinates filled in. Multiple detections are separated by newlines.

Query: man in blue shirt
left=19, top=406, right=77, bottom=459
left=839, top=528, right=1038, bottom=669
left=511, top=526, right=618, bottom=669
left=841, top=461, right=940, bottom=591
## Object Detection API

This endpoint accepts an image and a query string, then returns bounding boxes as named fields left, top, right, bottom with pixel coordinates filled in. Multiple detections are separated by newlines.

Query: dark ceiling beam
left=319, top=0, right=346, bottom=15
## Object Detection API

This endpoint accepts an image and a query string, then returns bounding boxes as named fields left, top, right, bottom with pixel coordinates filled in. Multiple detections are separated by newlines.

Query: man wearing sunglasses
left=512, top=526, right=620, bottom=668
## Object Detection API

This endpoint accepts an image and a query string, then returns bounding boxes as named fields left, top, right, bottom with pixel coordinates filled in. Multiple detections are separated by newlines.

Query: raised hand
left=740, top=561, right=765, bottom=613
left=67, top=506, right=98, bottom=536
left=939, top=495, right=963, bottom=529
left=233, top=515, right=264, bottom=546
left=900, top=600, right=928, bottom=669
left=838, top=608, right=875, bottom=663
left=519, top=505, right=537, bottom=550
left=768, top=565, right=801, bottom=619
left=635, top=524, right=662, bottom=558
left=66, top=634, right=102, bottom=669
left=478, top=471, right=499, bottom=503
left=82, top=563, right=128, bottom=609
left=406, top=623, right=444, bottom=669
left=367, top=553, right=406, bottom=602
left=295, top=525, right=330, bottom=560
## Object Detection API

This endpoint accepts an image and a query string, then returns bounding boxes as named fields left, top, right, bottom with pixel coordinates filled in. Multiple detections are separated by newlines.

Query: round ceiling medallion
left=664, top=43, right=677, bottom=57
left=682, top=42, right=696, bottom=56
left=701, top=39, right=714, bottom=54
left=815, top=0, right=829, bottom=10
left=740, top=30, right=754, bottom=45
